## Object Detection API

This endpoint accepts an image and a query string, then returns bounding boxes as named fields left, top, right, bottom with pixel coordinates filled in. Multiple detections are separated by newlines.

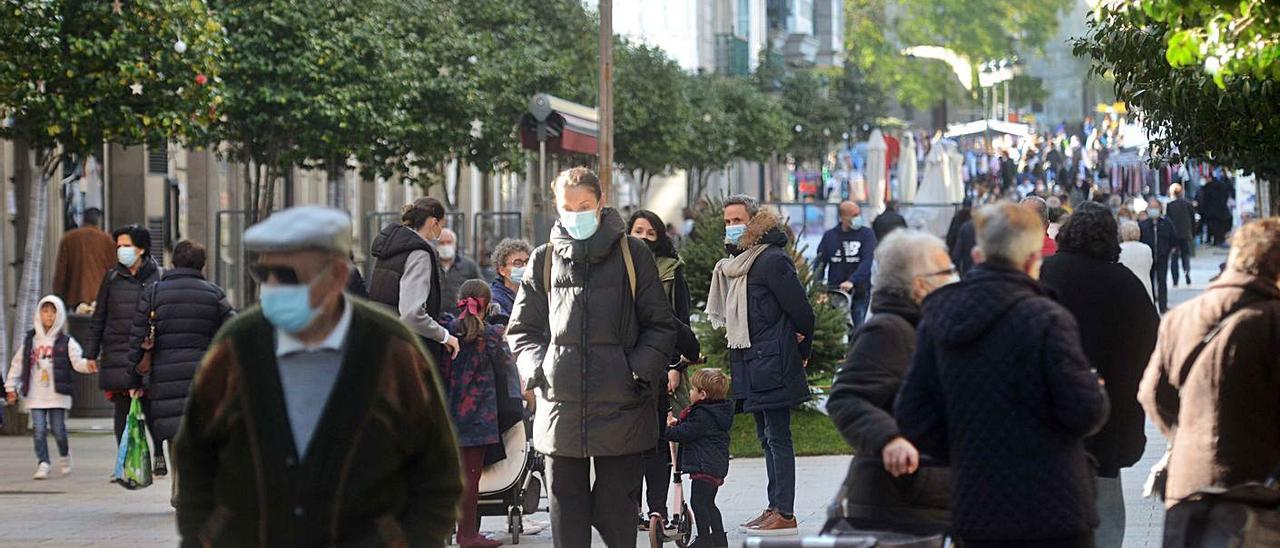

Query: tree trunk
left=11, top=152, right=57, bottom=369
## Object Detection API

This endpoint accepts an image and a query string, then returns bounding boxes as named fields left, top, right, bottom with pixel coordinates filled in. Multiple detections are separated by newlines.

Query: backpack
left=543, top=235, right=636, bottom=298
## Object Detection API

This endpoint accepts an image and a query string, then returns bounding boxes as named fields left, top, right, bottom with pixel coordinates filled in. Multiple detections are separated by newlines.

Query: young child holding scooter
left=666, top=369, right=734, bottom=548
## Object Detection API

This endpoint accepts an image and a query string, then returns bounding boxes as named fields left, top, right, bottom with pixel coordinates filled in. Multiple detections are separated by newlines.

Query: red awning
left=520, top=95, right=599, bottom=155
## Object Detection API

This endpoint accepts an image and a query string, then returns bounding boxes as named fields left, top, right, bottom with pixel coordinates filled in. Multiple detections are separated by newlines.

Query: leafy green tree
left=208, top=0, right=408, bottom=221
left=781, top=70, right=845, bottom=164
left=845, top=0, right=1068, bottom=111
left=1073, top=6, right=1280, bottom=192
left=680, top=75, right=737, bottom=200
left=1128, top=0, right=1279, bottom=86
left=615, top=39, right=690, bottom=206
left=720, top=76, right=791, bottom=164
left=0, top=0, right=224, bottom=364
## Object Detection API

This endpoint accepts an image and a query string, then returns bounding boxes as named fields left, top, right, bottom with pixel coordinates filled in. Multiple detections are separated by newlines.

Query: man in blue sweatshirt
left=815, top=201, right=878, bottom=329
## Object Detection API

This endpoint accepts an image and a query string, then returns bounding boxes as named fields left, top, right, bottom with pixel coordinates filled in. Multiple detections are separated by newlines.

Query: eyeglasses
left=917, top=266, right=959, bottom=279
left=508, top=258, right=529, bottom=268
left=249, top=263, right=331, bottom=286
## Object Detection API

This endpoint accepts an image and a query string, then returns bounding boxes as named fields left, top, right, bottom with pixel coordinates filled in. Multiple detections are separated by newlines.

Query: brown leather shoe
left=745, top=512, right=798, bottom=536
left=739, top=508, right=775, bottom=530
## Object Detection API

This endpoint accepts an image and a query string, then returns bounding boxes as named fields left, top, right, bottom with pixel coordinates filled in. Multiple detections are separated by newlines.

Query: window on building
left=737, top=0, right=750, bottom=38
left=147, top=144, right=168, bottom=175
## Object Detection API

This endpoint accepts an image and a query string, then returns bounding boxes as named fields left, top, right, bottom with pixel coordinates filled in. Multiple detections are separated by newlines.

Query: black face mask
left=644, top=238, right=661, bottom=253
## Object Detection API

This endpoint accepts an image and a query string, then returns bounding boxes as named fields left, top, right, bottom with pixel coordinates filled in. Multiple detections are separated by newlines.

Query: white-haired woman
left=1119, top=221, right=1154, bottom=301
left=826, top=229, right=957, bottom=535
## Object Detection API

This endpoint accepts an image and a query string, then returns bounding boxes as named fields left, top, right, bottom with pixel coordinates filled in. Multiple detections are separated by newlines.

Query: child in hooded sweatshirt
left=666, top=369, right=734, bottom=548
left=5, top=296, right=96, bottom=479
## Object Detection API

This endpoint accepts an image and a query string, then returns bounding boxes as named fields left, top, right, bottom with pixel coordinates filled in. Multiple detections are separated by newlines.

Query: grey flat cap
left=243, top=206, right=352, bottom=255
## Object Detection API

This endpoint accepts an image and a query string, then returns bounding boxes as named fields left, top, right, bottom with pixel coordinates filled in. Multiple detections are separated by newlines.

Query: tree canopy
left=614, top=39, right=690, bottom=187
left=1128, top=0, right=1280, bottom=86
left=0, top=0, right=225, bottom=160
left=1074, top=4, right=1280, bottom=181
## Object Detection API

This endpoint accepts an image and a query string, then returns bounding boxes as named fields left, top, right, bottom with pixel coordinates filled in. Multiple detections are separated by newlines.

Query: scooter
left=649, top=440, right=693, bottom=548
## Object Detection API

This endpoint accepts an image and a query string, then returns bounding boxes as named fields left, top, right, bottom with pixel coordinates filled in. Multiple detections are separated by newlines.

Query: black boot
left=153, top=455, right=168, bottom=477
left=689, top=533, right=728, bottom=548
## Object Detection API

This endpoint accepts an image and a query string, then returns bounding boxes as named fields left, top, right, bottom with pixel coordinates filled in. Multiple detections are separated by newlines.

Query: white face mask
left=437, top=244, right=456, bottom=260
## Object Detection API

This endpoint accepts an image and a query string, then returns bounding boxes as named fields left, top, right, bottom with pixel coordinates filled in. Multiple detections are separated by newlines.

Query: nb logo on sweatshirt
left=835, top=241, right=863, bottom=264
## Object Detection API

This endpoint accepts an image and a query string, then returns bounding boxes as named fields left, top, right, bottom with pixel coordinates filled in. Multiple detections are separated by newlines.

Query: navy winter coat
left=666, top=399, right=733, bottom=480
left=895, top=262, right=1109, bottom=542
left=725, top=209, right=815, bottom=413
left=84, top=258, right=161, bottom=391
left=126, top=268, right=233, bottom=441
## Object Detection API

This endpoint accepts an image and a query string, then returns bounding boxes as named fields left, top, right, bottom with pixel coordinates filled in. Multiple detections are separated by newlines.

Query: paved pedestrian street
left=0, top=248, right=1228, bottom=547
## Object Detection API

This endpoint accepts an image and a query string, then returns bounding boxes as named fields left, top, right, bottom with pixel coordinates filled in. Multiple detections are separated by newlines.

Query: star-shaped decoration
left=36, top=80, right=45, bottom=93
left=437, top=66, right=450, bottom=78
left=112, top=0, right=123, bottom=15
left=129, top=82, right=143, bottom=95
left=469, top=119, right=484, bottom=138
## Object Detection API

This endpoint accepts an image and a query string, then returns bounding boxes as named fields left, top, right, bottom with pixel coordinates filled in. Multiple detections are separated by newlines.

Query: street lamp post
left=598, top=0, right=613, bottom=199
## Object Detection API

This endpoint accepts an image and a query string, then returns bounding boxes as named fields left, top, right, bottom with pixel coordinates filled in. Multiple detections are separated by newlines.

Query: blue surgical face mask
left=260, top=283, right=318, bottom=334
left=849, top=217, right=866, bottom=230
left=117, top=247, right=138, bottom=267
left=724, top=224, right=748, bottom=246
left=560, top=209, right=600, bottom=240
left=509, top=266, right=526, bottom=284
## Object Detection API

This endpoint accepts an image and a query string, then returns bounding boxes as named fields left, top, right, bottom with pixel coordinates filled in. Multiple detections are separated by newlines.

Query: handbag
left=136, top=283, right=159, bottom=376
left=1146, top=296, right=1262, bottom=501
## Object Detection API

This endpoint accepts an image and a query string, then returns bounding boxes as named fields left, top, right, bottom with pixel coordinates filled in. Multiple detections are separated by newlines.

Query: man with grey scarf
left=705, top=195, right=814, bottom=537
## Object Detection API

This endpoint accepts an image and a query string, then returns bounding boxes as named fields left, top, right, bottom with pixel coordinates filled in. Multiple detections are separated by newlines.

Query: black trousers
left=690, top=480, right=724, bottom=538
left=637, top=445, right=671, bottom=517
left=1171, top=238, right=1192, bottom=282
left=962, top=533, right=1094, bottom=548
left=112, top=396, right=164, bottom=460
left=1150, top=253, right=1171, bottom=312
left=547, top=453, right=645, bottom=548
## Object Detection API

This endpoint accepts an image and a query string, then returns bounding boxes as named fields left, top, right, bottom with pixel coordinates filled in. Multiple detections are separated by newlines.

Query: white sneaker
left=59, top=456, right=72, bottom=476
left=33, top=462, right=50, bottom=480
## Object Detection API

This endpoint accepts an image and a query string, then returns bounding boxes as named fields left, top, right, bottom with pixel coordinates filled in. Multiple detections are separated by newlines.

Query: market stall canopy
left=520, top=94, right=599, bottom=155
left=944, top=119, right=1032, bottom=139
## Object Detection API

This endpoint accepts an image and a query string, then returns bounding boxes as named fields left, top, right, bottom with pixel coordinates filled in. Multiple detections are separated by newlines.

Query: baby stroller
left=648, top=440, right=694, bottom=548
left=476, top=420, right=546, bottom=544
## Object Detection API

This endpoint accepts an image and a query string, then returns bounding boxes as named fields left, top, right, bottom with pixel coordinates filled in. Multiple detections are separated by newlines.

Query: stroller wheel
left=648, top=514, right=664, bottom=548
left=509, top=506, right=522, bottom=545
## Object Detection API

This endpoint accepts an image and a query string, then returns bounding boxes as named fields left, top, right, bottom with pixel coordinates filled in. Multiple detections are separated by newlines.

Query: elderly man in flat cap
left=173, top=206, right=462, bottom=547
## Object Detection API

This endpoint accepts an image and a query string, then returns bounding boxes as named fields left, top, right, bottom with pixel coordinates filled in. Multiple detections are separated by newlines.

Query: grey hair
left=724, top=194, right=760, bottom=216
left=490, top=238, right=533, bottom=271
left=871, top=229, right=949, bottom=297
left=1119, top=220, right=1141, bottom=242
left=975, top=202, right=1045, bottom=266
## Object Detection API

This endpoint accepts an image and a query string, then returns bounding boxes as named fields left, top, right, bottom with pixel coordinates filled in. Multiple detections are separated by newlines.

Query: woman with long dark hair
left=627, top=209, right=701, bottom=531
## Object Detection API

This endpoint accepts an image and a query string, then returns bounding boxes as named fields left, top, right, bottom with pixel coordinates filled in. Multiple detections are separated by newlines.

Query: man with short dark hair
left=1140, top=218, right=1280, bottom=508
left=53, top=207, right=117, bottom=308
left=175, top=207, right=462, bottom=546
left=872, top=201, right=908, bottom=242
left=1166, top=184, right=1196, bottom=287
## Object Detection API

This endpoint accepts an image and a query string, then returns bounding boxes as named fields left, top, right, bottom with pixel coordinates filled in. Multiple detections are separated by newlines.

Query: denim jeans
left=753, top=407, right=795, bottom=514
left=850, top=294, right=871, bottom=330
left=31, top=408, right=69, bottom=465
left=1094, top=476, right=1125, bottom=548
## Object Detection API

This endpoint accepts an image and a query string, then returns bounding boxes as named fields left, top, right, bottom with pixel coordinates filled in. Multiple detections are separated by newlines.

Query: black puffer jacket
left=1041, top=251, right=1159, bottom=477
left=895, top=262, right=1109, bottom=542
left=126, top=268, right=234, bottom=441
left=666, top=399, right=733, bottom=480
left=507, top=208, right=677, bottom=458
left=84, top=258, right=161, bottom=391
left=828, top=291, right=950, bottom=534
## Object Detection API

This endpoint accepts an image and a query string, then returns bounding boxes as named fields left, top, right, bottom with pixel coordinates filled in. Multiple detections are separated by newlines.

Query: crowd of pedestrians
left=4, top=160, right=1279, bottom=548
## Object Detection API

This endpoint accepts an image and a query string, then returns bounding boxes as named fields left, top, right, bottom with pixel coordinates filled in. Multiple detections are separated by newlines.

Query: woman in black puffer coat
left=126, top=240, right=233, bottom=446
left=508, top=167, right=676, bottom=548
left=83, top=225, right=162, bottom=470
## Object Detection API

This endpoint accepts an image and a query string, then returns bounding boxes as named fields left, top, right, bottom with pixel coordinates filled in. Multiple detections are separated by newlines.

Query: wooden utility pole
left=598, top=0, right=613, bottom=199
